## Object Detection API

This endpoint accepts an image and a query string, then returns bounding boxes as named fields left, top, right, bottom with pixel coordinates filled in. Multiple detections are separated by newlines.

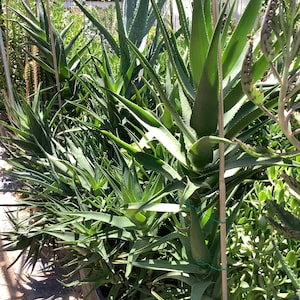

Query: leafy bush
left=227, top=164, right=300, bottom=298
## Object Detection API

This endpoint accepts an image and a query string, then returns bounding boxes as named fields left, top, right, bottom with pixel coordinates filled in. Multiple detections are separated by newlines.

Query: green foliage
left=1, top=0, right=300, bottom=299
left=10, top=0, right=86, bottom=102
left=227, top=163, right=300, bottom=298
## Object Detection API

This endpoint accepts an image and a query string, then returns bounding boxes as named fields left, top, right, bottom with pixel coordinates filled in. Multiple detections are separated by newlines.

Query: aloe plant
left=1, top=0, right=300, bottom=299
left=10, top=0, right=87, bottom=105
left=81, top=0, right=299, bottom=298
left=72, top=0, right=168, bottom=137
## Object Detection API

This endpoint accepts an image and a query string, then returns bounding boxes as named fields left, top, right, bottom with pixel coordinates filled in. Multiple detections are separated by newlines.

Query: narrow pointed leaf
left=62, top=211, right=135, bottom=229
left=175, top=0, right=191, bottom=42
left=150, top=0, right=194, bottom=99
left=131, top=259, right=204, bottom=274
left=106, top=91, right=187, bottom=165
left=127, top=39, right=195, bottom=144
left=74, top=0, right=120, bottom=56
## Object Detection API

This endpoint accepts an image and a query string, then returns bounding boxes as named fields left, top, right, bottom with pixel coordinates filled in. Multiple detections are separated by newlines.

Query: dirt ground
left=0, top=151, right=82, bottom=300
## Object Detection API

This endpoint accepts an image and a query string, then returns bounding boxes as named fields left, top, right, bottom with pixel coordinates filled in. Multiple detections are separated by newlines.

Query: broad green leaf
left=22, top=101, right=52, bottom=154
left=123, top=0, right=136, bottom=31
left=191, top=281, right=213, bottom=300
left=179, top=84, right=193, bottom=125
left=66, top=137, right=94, bottom=177
left=133, top=232, right=190, bottom=255
left=225, top=98, right=277, bottom=139
left=126, top=203, right=181, bottom=213
left=102, top=130, right=182, bottom=180
left=203, top=0, right=213, bottom=38
left=153, top=271, right=198, bottom=286
left=181, top=178, right=211, bottom=204
left=189, top=0, right=209, bottom=85
left=190, top=61, right=219, bottom=138
left=127, top=0, right=149, bottom=46
left=125, top=239, right=149, bottom=278
left=133, top=152, right=182, bottom=181
left=45, top=153, right=73, bottom=177
left=188, top=136, right=213, bottom=170
left=225, top=153, right=300, bottom=171
left=101, top=130, right=138, bottom=153
left=41, top=231, right=85, bottom=243
left=150, top=0, right=194, bottom=100
left=189, top=206, right=210, bottom=263
left=4, top=138, right=42, bottom=154
left=190, top=6, right=226, bottom=138
left=121, top=186, right=180, bottom=229
left=286, top=250, right=298, bottom=267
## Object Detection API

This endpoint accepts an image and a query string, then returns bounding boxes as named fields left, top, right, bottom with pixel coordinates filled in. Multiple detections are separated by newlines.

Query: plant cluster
left=0, top=0, right=299, bottom=299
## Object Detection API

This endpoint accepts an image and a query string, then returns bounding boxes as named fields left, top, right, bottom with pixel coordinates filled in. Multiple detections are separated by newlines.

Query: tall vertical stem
left=213, top=1, right=228, bottom=299
left=218, top=42, right=228, bottom=300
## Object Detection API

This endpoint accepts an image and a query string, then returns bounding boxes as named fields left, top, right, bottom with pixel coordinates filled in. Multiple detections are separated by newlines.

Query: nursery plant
left=0, top=0, right=299, bottom=299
